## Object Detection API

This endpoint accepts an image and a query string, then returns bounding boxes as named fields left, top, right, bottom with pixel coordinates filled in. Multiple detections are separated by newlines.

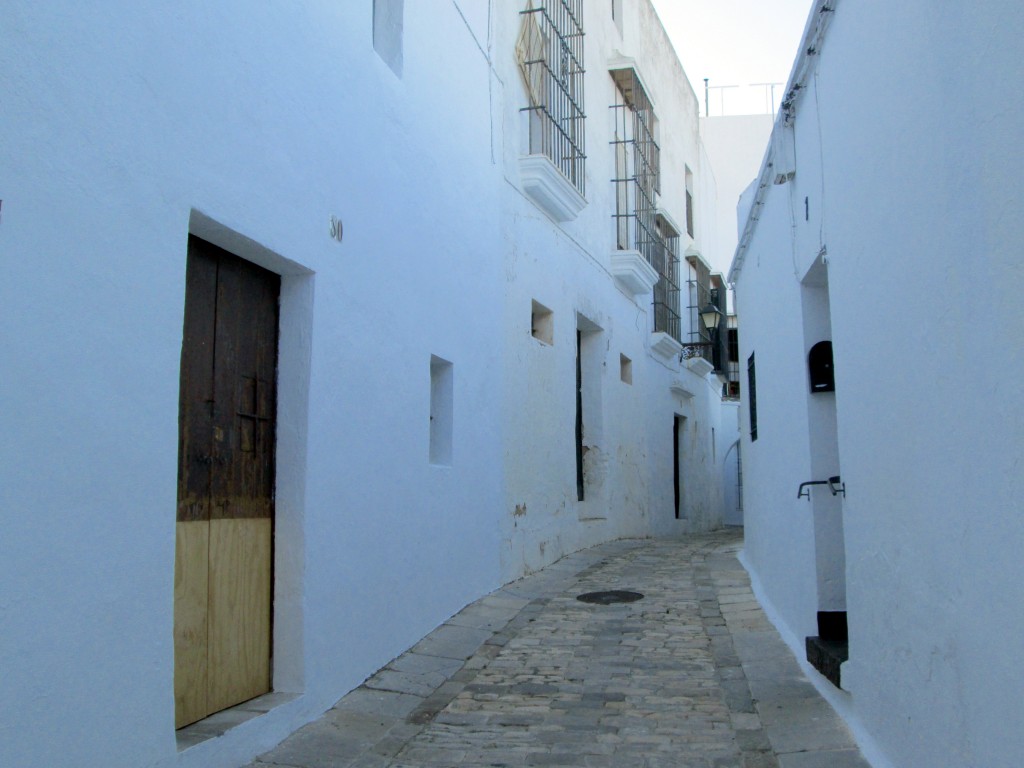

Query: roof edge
left=727, top=0, right=839, bottom=286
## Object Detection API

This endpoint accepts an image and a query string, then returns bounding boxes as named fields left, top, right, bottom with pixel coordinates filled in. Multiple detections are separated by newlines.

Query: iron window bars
left=686, top=254, right=714, bottom=363
left=611, top=68, right=660, bottom=260
left=652, top=216, right=681, bottom=342
left=518, top=1, right=586, bottom=196
left=610, top=69, right=680, bottom=342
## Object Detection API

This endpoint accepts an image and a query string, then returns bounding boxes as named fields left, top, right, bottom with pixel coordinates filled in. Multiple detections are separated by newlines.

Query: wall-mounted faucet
left=828, top=475, right=845, bottom=498
left=798, top=475, right=845, bottom=500
left=798, top=480, right=828, bottom=500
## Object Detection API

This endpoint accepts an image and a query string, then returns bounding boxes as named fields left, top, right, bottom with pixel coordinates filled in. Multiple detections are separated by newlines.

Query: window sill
left=650, top=332, right=682, bottom=363
left=686, top=356, right=715, bottom=377
left=519, top=154, right=586, bottom=222
left=610, top=250, right=659, bottom=296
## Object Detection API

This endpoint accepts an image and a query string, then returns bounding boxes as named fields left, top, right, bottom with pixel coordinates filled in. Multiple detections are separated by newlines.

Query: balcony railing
left=685, top=278, right=714, bottom=364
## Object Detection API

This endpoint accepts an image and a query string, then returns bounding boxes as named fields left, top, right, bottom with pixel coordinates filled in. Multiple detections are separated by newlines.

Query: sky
left=648, top=0, right=814, bottom=116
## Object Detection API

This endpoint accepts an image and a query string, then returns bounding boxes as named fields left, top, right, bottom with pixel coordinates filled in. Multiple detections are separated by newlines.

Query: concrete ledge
left=686, top=355, right=715, bottom=377
left=610, top=249, right=659, bottom=295
left=650, top=331, right=683, bottom=363
left=519, top=154, right=586, bottom=222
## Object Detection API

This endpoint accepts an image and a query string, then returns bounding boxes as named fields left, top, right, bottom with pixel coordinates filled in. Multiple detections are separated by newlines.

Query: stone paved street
left=246, top=531, right=869, bottom=768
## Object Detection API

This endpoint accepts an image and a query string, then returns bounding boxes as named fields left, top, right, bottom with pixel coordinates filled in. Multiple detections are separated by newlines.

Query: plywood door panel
left=174, top=521, right=209, bottom=728
left=206, top=517, right=272, bottom=715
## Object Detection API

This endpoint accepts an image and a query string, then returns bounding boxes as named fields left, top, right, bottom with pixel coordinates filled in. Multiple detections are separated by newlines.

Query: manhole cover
left=576, top=590, right=644, bottom=605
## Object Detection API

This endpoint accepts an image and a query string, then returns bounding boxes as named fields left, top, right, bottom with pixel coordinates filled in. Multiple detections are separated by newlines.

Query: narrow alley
left=235, top=532, right=867, bottom=768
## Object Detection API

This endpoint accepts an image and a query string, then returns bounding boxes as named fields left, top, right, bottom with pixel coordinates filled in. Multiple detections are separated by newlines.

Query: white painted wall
left=1, top=4, right=503, bottom=767
left=0, top=2, right=735, bottom=767
left=732, top=1, right=1024, bottom=766
left=495, top=0, right=728, bottom=580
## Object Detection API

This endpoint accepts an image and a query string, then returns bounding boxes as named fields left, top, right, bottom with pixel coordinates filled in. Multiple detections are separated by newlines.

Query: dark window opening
left=808, top=340, right=835, bottom=393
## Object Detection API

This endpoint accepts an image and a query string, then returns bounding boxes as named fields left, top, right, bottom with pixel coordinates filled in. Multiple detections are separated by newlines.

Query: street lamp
left=679, top=302, right=723, bottom=363
left=699, top=303, right=722, bottom=337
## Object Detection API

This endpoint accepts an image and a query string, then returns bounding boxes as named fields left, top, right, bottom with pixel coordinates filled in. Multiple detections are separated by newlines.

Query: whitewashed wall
left=1, top=2, right=733, bottom=767
left=732, top=1, right=1024, bottom=766
left=0, top=4, right=504, bottom=767
left=495, top=0, right=728, bottom=581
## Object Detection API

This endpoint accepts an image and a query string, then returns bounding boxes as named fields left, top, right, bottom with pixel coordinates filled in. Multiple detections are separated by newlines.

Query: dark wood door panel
left=177, top=241, right=218, bottom=523
left=210, top=246, right=279, bottom=520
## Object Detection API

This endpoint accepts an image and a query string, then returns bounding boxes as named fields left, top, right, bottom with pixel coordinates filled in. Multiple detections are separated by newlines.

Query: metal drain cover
left=576, top=590, right=644, bottom=605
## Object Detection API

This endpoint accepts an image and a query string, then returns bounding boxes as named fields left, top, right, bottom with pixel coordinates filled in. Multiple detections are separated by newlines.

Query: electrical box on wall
left=808, top=341, right=835, bottom=393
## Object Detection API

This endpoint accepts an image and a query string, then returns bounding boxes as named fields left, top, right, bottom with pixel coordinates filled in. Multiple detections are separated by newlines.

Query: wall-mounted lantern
left=678, top=303, right=724, bottom=364
left=699, top=303, right=722, bottom=336
left=808, top=340, right=835, bottom=393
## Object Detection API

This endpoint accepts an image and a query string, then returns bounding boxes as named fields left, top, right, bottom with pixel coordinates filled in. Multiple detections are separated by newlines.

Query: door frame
left=177, top=211, right=315, bottom=720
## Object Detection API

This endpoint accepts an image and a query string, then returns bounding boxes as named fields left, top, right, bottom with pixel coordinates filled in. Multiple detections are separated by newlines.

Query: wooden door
left=174, top=235, right=279, bottom=728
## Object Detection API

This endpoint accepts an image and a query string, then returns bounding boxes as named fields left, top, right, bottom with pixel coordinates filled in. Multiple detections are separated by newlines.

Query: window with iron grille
left=611, top=68, right=660, bottom=259
left=686, top=254, right=713, bottom=363
left=652, top=215, right=681, bottom=342
left=725, top=326, right=741, bottom=399
left=517, top=1, right=586, bottom=196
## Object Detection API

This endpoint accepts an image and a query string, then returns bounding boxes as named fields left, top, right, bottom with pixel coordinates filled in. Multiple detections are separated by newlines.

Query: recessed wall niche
left=531, top=300, right=554, bottom=345
left=429, top=355, right=453, bottom=466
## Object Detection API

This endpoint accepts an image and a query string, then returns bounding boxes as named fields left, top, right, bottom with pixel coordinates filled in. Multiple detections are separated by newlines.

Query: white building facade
left=1, top=3, right=733, bottom=766
left=730, top=2, right=1024, bottom=766
left=495, top=0, right=736, bottom=581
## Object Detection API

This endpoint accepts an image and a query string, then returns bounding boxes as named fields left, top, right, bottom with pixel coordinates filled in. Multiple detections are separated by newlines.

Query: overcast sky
left=648, top=0, right=814, bottom=116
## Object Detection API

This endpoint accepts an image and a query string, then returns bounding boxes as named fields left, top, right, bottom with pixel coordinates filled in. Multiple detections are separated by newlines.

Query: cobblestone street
left=247, top=531, right=869, bottom=768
